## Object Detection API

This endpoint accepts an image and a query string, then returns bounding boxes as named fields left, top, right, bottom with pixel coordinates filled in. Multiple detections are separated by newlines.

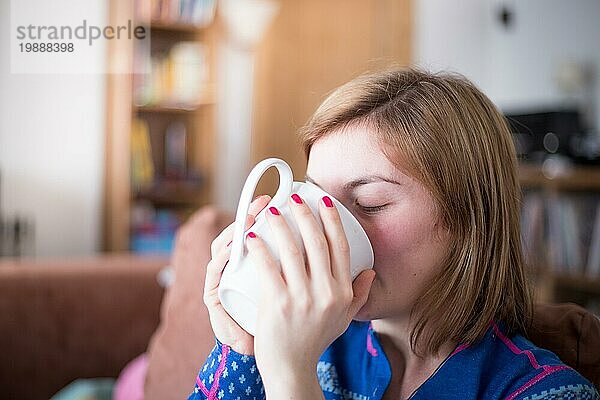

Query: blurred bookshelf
left=519, top=163, right=600, bottom=315
left=104, top=0, right=217, bottom=254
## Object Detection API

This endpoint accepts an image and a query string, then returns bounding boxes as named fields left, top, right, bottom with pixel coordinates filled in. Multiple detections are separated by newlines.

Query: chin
left=352, top=292, right=409, bottom=323
left=352, top=299, right=379, bottom=322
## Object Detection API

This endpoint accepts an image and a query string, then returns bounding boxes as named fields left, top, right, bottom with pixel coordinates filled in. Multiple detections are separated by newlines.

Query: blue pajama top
left=187, top=320, right=598, bottom=400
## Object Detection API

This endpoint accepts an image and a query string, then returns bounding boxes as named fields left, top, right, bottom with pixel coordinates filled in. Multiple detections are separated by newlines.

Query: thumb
left=348, top=269, right=376, bottom=318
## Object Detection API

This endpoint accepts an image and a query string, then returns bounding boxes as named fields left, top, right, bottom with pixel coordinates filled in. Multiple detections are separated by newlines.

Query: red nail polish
left=322, top=196, right=334, bottom=208
left=247, top=232, right=257, bottom=239
left=269, top=206, right=280, bottom=216
left=291, top=194, right=303, bottom=204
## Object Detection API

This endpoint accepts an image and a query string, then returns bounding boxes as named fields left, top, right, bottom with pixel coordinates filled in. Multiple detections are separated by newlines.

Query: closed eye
left=356, top=202, right=387, bottom=214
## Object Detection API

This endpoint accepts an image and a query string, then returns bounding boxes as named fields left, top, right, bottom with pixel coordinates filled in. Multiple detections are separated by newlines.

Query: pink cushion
left=113, top=354, right=148, bottom=400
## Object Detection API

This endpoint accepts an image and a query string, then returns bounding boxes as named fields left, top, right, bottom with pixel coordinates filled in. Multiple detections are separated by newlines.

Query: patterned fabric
left=188, top=339, right=264, bottom=400
left=188, top=321, right=599, bottom=400
left=522, top=384, right=598, bottom=400
left=317, top=361, right=370, bottom=400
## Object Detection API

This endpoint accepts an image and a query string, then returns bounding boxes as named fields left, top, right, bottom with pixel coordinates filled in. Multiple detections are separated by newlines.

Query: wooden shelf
left=147, top=20, right=208, bottom=34
left=134, top=99, right=215, bottom=114
left=104, top=0, right=217, bottom=251
left=519, top=163, right=600, bottom=191
left=531, top=269, right=600, bottom=305
left=521, top=164, right=600, bottom=308
left=551, top=272, right=600, bottom=293
left=134, top=180, right=205, bottom=207
left=135, top=105, right=198, bottom=114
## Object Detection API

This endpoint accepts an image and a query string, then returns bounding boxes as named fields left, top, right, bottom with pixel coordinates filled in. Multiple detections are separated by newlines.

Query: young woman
left=189, top=68, right=598, bottom=399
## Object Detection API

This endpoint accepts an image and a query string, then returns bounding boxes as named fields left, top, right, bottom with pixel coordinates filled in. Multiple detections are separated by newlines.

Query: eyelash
left=356, top=202, right=387, bottom=214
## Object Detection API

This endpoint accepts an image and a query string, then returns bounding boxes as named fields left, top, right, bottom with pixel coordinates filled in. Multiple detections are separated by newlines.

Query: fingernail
left=322, top=196, right=334, bottom=208
left=247, top=231, right=257, bottom=239
left=269, top=206, right=280, bottom=216
left=291, top=194, right=303, bottom=204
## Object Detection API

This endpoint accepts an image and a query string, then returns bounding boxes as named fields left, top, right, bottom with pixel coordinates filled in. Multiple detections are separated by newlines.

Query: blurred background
left=2, top=0, right=600, bottom=315
left=0, top=0, right=600, bottom=304
left=2, top=0, right=599, bottom=305
left=1, top=0, right=600, bottom=398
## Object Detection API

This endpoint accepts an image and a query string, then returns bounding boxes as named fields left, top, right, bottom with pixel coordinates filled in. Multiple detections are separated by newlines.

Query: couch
left=0, top=254, right=167, bottom=400
left=1, top=206, right=599, bottom=400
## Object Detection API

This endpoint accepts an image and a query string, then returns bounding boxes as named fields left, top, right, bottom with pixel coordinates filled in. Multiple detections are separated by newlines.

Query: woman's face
left=305, top=125, right=450, bottom=321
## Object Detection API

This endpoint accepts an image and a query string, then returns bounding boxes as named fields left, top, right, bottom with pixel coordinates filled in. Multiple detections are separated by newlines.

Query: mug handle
left=229, top=158, right=293, bottom=271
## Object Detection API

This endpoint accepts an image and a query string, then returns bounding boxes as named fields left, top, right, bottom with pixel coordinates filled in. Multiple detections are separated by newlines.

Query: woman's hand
left=248, top=194, right=376, bottom=389
left=202, top=194, right=271, bottom=355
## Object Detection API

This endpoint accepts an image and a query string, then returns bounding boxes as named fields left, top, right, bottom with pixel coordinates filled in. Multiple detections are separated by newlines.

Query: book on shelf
left=520, top=191, right=545, bottom=267
left=133, top=41, right=209, bottom=108
left=135, top=0, right=217, bottom=27
left=521, top=191, right=600, bottom=277
left=131, top=118, right=155, bottom=191
left=587, top=203, right=600, bottom=277
left=130, top=204, right=179, bottom=254
left=164, top=121, right=187, bottom=179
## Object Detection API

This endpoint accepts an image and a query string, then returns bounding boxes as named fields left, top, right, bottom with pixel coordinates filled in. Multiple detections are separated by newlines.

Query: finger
left=265, top=205, right=309, bottom=293
left=203, top=244, right=233, bottom=305
left=211, top=195, right=271, bottom=255
left=318, top=195, right=351, bottom=283
left=214, top=195, right=271, bottom=251
left=248, top=194, right=272, bottom=217
left=348, top=269, right=376, bottom=318
left=210, top=215, right=251, bottom=256
left=288, top=194, right=332, bottom=281
left=245, top=231, right=286, bottom=295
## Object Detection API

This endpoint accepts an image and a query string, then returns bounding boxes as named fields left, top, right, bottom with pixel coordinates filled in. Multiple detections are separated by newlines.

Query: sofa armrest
left=0, top=254, right=167, bottom=400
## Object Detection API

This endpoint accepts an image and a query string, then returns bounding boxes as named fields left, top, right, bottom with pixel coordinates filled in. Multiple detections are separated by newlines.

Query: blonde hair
left=299, top=67, right=533, bottom=355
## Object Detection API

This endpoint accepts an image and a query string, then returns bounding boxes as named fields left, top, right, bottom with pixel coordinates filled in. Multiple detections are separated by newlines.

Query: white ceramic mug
left=218, top=158, right=374, bottom=336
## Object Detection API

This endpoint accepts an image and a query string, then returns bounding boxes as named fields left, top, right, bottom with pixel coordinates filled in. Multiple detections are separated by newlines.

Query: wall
left=414, top=0, right=489, bottom=89
left=250, top=0, right=412, bottom=204
left=0, top=0, right=106, bottom=257
left=414, top=0, right=600, bottom=130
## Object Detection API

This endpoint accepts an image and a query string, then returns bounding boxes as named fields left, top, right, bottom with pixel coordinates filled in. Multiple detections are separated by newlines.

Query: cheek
left=369, top=225, right=406, bottom=261
left=364, top=212, right=443, bottom=273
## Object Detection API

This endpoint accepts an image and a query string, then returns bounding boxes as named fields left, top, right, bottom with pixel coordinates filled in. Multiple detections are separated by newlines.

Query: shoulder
left=478, top=322, right=598, bottom=399
left=508, top=367, right=598, bottom=400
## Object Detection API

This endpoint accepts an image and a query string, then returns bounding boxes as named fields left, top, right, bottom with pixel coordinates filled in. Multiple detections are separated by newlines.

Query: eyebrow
left=304, top=174, right=403, bottom=191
